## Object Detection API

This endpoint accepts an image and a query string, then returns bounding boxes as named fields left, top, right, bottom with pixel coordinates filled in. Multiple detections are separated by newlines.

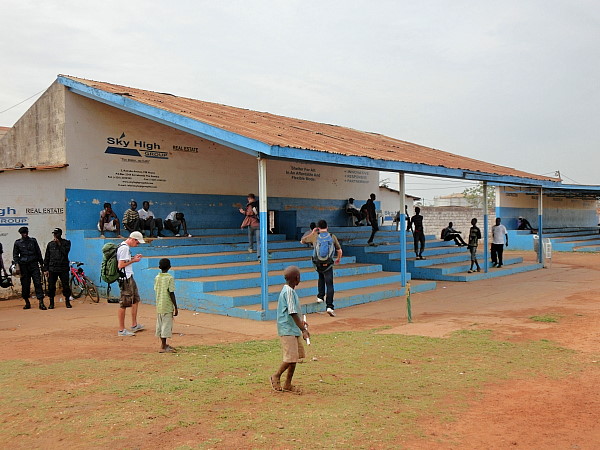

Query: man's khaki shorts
left=280, top=335, right=305, bottom=363
left=119, top=276, right=141, bottom=308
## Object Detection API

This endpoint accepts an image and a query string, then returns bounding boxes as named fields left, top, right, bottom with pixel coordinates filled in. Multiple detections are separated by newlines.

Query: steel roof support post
left=258, top=156, right=269, bottom=311
left=483, top=182, right=489, bottom=273
left=538, top=187, right=544, bottom=264
left=398, top=172, right=407, bottom=286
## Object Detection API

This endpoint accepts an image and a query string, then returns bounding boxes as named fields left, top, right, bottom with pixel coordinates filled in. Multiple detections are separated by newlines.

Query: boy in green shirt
left=154, top=258, right=178, bottom=353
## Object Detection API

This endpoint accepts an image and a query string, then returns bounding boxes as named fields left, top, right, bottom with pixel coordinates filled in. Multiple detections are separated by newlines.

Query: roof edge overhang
left=58, top=76, right=270, bottom=158
left=270, top=146, right=562, bottom=188
left=57, top=75, right=562, bottom=189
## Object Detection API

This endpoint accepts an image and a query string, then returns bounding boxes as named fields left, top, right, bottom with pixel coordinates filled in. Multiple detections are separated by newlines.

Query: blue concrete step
left=180, top=263, right=383, bottom=292
left=224, top=279, right=438, bottom=320
left=433, top=262, right=543, bottom=282
left=199, top=271, right=408, bottom=307
left=409, top=256, right=523, bottom=278
left=553, top=238, right=600, bottom=252
left=573, top=244, right=600, bottom=252
left=171, top=256, right=357, bottom=277
left=142, top=240, right=305, bottom=258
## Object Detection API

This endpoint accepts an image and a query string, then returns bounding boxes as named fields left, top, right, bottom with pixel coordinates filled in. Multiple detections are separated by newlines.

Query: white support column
left=258, top=156, right=269, bottom=311
left=483, top=182, right=489, bottom=273
left=398, top=172, right=407, bottom=286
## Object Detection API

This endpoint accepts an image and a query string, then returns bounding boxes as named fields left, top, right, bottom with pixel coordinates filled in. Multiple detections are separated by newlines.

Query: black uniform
left=13, top=235, right=45, bottom=303
left=44, top=237, right=72, bottom=307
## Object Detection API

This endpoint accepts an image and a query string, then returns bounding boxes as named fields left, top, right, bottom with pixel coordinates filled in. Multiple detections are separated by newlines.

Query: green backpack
left=101, top=243, right=122, bottom=284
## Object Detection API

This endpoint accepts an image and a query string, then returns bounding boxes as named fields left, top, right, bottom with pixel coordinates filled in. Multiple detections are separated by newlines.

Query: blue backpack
left=312, top=232, right=335, bottom=271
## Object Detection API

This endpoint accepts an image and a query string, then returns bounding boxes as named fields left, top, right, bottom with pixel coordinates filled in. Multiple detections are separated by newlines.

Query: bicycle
left=69, top=261, right=100, bottom=303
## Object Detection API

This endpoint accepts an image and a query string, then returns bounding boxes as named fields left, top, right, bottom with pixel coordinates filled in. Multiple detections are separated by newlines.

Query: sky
left=1, top=0, right=598, bottom=203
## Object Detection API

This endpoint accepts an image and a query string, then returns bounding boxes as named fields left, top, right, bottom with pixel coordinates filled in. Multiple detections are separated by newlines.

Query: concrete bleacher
left=340, top=227, right=542, bottom=282
left=509, top=227, right=600, bottom=252
left=68, top=226, right=436, bottom=321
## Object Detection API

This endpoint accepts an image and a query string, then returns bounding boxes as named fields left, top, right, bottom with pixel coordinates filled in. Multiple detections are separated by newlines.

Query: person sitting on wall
left=98, top=203, right=123, bottom=238
left=138, top=201, right=165, bottom=238
left=517, top=216, right=534, bottom=232
left=345, top=198, right=364, bottom=226
left=165, top=211, right=192, bottom=237
left=441, top=222, right=468, bottom=246
left=122, top=201, right=143, bottom=233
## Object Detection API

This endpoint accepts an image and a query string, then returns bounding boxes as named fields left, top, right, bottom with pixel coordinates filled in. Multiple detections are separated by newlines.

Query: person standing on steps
left=43, top=228, right=72, bottom=309
left=13, top=227, right=47, bottom=310
left=491, top=217, right=508, bottom=268
left=410, top=207, right=426, bottom=259
left=301, top=219, right=342, bottom=317
left=239, top=193, right=260, bottom=254
left=467, top=218, right=482, bottom=273
left=364, top=193, right=379, bottom=246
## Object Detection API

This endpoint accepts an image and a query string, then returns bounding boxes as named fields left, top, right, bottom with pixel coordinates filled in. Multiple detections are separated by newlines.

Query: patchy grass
left=530, top=314, right=561, bottom=323
left=0, top=329, right=582, bottom=448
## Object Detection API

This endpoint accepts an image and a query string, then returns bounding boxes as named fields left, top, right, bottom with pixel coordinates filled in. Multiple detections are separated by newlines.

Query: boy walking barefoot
left=154, top=258, right=178, bottom=353
left=270, top=266, right=310, bottom=394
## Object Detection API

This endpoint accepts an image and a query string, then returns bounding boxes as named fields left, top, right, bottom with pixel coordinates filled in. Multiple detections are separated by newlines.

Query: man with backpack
left=301, top=220, right=342, bottom=317
left=116, top=231, right=146, bottom=336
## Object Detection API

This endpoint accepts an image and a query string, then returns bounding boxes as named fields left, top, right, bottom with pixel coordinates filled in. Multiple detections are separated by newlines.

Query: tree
left=462, top=183, right=495, bottom=209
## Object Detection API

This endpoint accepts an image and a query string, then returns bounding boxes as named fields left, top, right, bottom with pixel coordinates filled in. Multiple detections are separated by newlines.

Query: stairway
left=338, top=227, right=542, bottom=282
left=77, top=227, right=435, bottom=320
left=510, top=227, right=600, bottom=253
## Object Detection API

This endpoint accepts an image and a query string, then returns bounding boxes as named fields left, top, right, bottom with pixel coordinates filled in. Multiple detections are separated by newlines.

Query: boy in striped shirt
left=154, top=258, right=178, bottom=353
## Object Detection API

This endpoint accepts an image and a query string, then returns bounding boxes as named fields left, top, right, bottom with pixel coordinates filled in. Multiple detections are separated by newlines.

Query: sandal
left=282, top=385, right=302, bottom=395
left=270, top=375, right=282, bottom=392
left=159, top=346, right=176, bottom=353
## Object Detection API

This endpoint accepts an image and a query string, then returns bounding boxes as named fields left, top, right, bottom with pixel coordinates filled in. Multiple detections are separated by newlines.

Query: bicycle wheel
left=70, top=274, right=84, bottom=299
left=84, top=276, right=100, bottom=303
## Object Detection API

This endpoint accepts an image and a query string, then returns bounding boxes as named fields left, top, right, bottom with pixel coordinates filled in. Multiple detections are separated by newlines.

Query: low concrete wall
left=418, top=206, right=496, bottom=237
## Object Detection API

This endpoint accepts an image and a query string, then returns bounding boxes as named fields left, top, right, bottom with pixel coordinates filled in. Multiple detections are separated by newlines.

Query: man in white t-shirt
left=165, top=211, right=192, bottom=237
left=491, top=217, right=508, bottom=268
left=117, top=231, right=146, bottom=336
left=138, top=201, right=165, bottom=238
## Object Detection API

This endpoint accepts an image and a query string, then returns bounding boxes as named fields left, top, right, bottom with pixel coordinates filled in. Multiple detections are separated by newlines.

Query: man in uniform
left=13, top=227, right=47, bottom=310
left=43, top=228, right=72, bottom=309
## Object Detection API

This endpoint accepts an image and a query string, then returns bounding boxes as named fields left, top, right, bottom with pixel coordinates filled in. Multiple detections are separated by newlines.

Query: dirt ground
left=1, top=250, right=599, bottom=448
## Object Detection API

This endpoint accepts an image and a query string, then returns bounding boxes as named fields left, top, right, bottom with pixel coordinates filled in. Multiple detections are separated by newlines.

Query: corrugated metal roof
left=60, top=75, right=557, bottom=183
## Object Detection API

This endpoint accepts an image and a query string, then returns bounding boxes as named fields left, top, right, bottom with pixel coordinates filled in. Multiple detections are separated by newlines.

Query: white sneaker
left=118, top=329, right=135, bottom=336
left=187, top=234, right=193, bottom=237
left=130, top=324, right=145, bottom=332
left=316, top=297, right=324, bottom=303
left=175, top=234, right=181, bottom=237
left=326, top=308, right=336, bottom=317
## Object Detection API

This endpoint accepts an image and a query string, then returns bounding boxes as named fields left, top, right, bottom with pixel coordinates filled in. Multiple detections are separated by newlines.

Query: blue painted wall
left=496, top=206, right=597, bottom=230
left=66, top=188, right=378, bottom=231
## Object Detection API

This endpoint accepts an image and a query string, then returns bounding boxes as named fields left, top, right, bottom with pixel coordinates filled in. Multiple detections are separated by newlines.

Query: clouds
left=1, top=0, right=598, bottom=190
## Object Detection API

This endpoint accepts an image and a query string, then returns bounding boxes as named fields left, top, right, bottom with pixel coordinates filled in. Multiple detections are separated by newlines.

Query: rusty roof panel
left=60, top=75, right=557, bottom=182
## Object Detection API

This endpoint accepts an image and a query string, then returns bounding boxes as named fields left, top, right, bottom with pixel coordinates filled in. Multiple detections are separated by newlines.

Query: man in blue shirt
left=270, top=265, right=310, bottom=394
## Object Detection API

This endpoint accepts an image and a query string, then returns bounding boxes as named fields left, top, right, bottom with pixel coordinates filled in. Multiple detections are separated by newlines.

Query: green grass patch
left=0, top=329, right=582, bottom=448
left=529, top=314, right=561, bottom=323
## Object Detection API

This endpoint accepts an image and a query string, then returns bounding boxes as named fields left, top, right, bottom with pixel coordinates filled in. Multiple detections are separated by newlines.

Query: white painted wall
left=63, top=92, right=379, bottom=199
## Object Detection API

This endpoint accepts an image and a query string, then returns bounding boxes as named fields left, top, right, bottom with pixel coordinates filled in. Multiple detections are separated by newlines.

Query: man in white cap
left=117, top=231, right=146, bottom=336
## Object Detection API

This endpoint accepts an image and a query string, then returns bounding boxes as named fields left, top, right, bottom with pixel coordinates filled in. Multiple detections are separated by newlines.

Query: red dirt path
left=1, top=250, right=599, bottom=448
